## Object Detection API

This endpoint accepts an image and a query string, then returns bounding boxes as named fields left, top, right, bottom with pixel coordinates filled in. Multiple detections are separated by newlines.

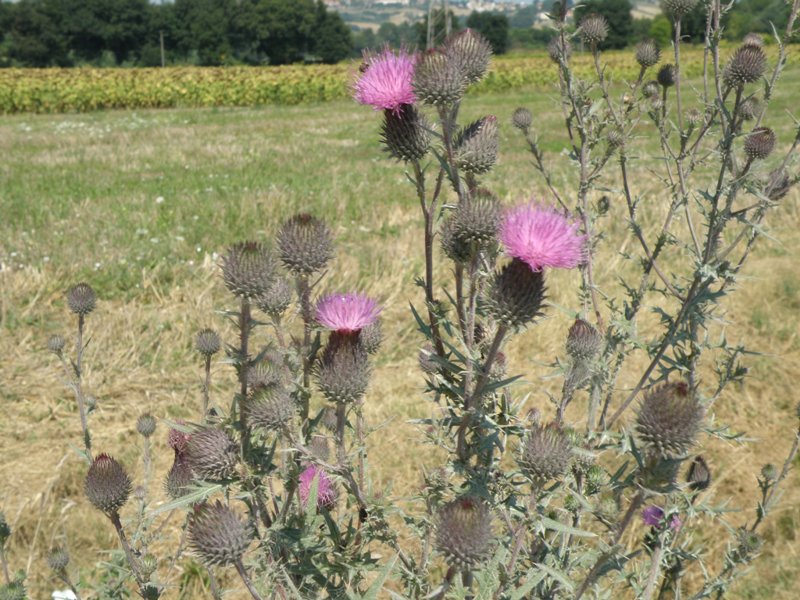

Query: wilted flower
left=316, top=293, right=381, bottom=334
left=167, top=422, right=190, bottom=454
left=299, top=465, right=338, bottom=510
left=500, top=203, right=587, bottom=272
left=188, top=501, right=252, bottom=567
left=354, top=48, right=417, bottom=113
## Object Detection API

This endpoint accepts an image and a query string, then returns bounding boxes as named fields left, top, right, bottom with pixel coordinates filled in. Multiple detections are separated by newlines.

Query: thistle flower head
left=315, top=293, right=381, bottom=334
left=500, top=203, right=587, bottom=272
left=636, top=382, right=704, bottom=459
left=221, top=241, right=276, bottom=299
left=661, top=0, right=699, bottom=19
left=744, top=127, right=776, bottom=160
left=277, top=213, right=334, bottom=275
left=579, top=14, right=609, bottom=45
left=511, top=107, right=532, bottom=131
left=167, top=423, right=190, bottom=454
left=740, top=96, right=761, bottom=121
left=635, top=39, right=661, bottom=69
left=518, top=424, right=573, bottom=483
left=85, top=453, right=132, bottom=515
left=242, top=383, right=295, bottom=431
left=165, top=454, right=193, bottom=500
left=315, top=340, right=371, bottom=404
left=454, top=116, right=499, bottom=175
left=566, top=318, right=603, bottom=362
left=444, top=28, right=492, bottom=84
left=354, top=47, right=417, bottom=113
left=444, top=190, right=501, bottom=261
left=136, top=414, right=157, bottom=438
left=485, top=258, right=546, bottom=330
left=47, top=546, right=70, bottom=572
left=67, top=282, right=97, bottom=316
left=657, top=64, right=676, bottom=88
left=299, top=465, right=338, bottom=510
left=547, top=36, right=572, bottom=64
left=742, top=33, right=765, bottom=49
left=413, top=50, right=466, bottom=106
left=359, top=319, right=383, bottom=355
left=188, top=501, right=252, bottom=566
left=185, top=427, right=238, bottom=481
left=255, top=278, right=293, bottom=318
left=195, top=328, right=221, bottom=357
left=642, top=505, right=682, bottom=530
left=687, top=455, right=711, bottom=491
left=435, top=497, right=493, bottom=568
left=380, top=104, right=431, bottom=162
left=643, top=80, right=660, bottom=98
left=724, top=46, right=767, bottom=87
left=47, top=334, right=65, bottom=355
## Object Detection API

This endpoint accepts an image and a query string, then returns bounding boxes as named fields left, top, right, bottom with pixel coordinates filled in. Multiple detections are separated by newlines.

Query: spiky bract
left=485, top=259, right=546, bottom=330
left=316, top=341, right=371, bottom=404
left=454, top=116, right=499, bottom=175
left=185, top=427, right=238, bottom=480
left=67, top=282, right=97, bottom=316
left=380, top=104, right=431, bottom=162
left=444, top=28, right=492, bottom=84
left=136, top=414, right=157, bottom=438
left=435, top=497, right=493, bottom=568
left=657, top=64, right=676, bottom=88
left=661, top=0, right=699, bottom=18
left=413, top=50, right=466, bottom=106
left=85, top=453, right=132, bottom=515
left=518, top=424, right=573, bottom=482
left=636, top=382, right=704, bottom=458
left=579, top=14, right=608, bottom=45
left=165, top=454, right=193, bottom=500
left=47, top=334, right=65, bottom=355
left=277, top=214, right=334, bottom=275
left=221, top=242, right=276, bottom=299
left=744, top=127, right=776, bottom=160
left=188, top=501, right=252, bottom=567
left=566, top=319, right=603, bottom=362
left=255, top=278, right=293, bottom=318
left=723, top=46, right=767, bottom=87
left=242, top=383, right=295, bottom=431
left=547, top=36, right=572, bottom=64
left=512, top=107, right=532, bottom=131
left=635, top=39, right=661, bottom=68
left=195, top=328, right=221, bottom=357
left=47, top=547, right=70, bottom=572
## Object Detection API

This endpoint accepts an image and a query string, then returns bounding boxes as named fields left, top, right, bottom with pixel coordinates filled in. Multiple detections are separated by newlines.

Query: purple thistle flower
left=316, top=293, right=381, bottom=334
left=354, top=48, right=417, bottom=113
left=299, top=465, right=337, bottom=510
left=642, top=505, right=681, bottom=531
left=500, top=203, right=587, bottom=272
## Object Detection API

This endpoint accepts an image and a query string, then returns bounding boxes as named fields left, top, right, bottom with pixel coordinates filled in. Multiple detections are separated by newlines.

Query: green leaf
left=354, top=554, right=398, bottom=600
left=535, top=561, right=574, bottom=592
left=540, top=516, right=597, bottom=538
left=509, top=569, right=547, bottom=600
left=149, top=482, right=223, bottom=516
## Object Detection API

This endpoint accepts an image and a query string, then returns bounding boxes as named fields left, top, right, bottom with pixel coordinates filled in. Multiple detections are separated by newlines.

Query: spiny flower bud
left=657, top=64, right=676, bottom=88
left=413, top=50, right=466, bottom=107
left=724, top=46, right=767, bottom=87
left=485, top=258, right=546, bottom=331
left=0, top=581, right=26, bottom=600
left=585, top=465, right=607, bottom=494
left=744, top=127, right=776, bottom=160
left=635, top=39, right=661, bottom=69
left=761, top=463, right=778, bottom=481
left=687, top=455, right=711, bottom=491
left=685, top=108, right=703, bottom=128
left=642, top=80, right=660, bottom=99
left=188, top=501, right=252, bottom=567
left=441, top=217, right=473, bottom=264
left=277, top=214, right=334, bottom=275
left=242, top=383, right=295, bottom=431
left=518, top=424, right=573, bottom=482
left=451, top=191, right=501, bottom=251
left=315, top=341, right=371, bottom=404
left=512, top=107, right=532, bottom=131
left=136, top=414, right=157, bottom=438
left=444, top=28, right=492, bottom=84
left=248, top=353, right=286, bottom=388
left=222, top=242, right=276, bottom=299
left=455, top=116, right=499, bottom=175
left=740, top=96, right=761, bottom=121
left=764, top=168, right=792, bottom=201
left=547, top=36, right=572, bottom=64
left=47, top=546, right=70, bottom=572
left=165, top=454, right=193, bottom=500
left=85, top=453, right=132, bottom=515
left=732, top=528, right=762, bottom=563
left=435, top=497, right=493, bottom=568
left=47, top=334, right=65, bottom=355
left=636, top=382, right=704, bottom=459
left=359, top=319, right=383, bottom=355
left=67, top=282, right=96, bottom=316
left=185, top=427, right=238, bottom=480
left=742, top=33, right=765, bottom=49
left=255, top=278, right=293, bottom=318
left=606, top=128, right=625, bottom=148
left=661, top=0, right=699, bottom=19
left=566, top=319, right=603, bottom=362
left=195, top=328, right=221, bottom=357
left=579, top=14, right=609, bottom=46
left=140, top=553, right=158, bottom=578
left=380, top=104, right=431, bottom=163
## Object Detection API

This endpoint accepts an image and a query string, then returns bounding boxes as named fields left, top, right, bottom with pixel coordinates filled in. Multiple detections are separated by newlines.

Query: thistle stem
left=234, top=559, right=264, bottom=600
left=202, top=354, right=212, bottom=421
left=0, top=546, right=10, bottom=585
left=109, top=512, right=145, bottom=591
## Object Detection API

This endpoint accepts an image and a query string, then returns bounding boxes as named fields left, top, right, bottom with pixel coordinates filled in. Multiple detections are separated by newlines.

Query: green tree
left=649, top=14, right=671, bottom=47
left=574, top=0, right=633, bottom=50
left=311, top=1, right=351, bottom=64
left=416, top=8, right=460, bottom=49
left=5, top=0, right=70, bottom=66
left=174, top=0, right=234, bottom=65
left=466, top=11, right=510, bottom=55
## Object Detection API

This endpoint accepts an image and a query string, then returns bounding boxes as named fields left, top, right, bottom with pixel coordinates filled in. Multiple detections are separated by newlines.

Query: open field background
left=1, top=56, right=799, bottom=598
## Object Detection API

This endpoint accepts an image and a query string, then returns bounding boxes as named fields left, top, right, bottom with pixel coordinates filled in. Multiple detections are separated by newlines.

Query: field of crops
left=0, top=48, right=712, bottom=114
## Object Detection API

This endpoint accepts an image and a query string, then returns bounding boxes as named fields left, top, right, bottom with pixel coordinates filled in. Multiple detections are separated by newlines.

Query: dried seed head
left=255, top=278, right=293, bottom=318
left=242, top=383, right=295, bottom=431
left=547, top=36, right=572, bottom=63
left=742, top=33, right=765, bottom=49
left=221, top=241, right=276, bottom=299
left=764, top=168, right=792, bottom=201
left=744, top=127, right=776, bottom=160
left=518, top=424, right=573, bottom=482
left=642, top=80, right=660, bottom=98
left=740, top=96, right=761, bottom=121
left=358, top=319, right=383, bottom=355
left=723, top=46, right=767, bottom=87
left=136, top=414, right=157, bottom=438
left=165, top=454, right=193, bottom=500
left=277, top=214, right=334, bottom=275
left=380, top=104, right=431, bottom=163
left=579, top=14, right=609, bottom=45
left=47, top=334, right=65, bottom=355
left=657, top=64, right=676, bottom=88
left=195, top=328, right=221, bottom=357
left=512, top=107, right=532, bottom=131
left=635, top=39, right=661, bottom=69
left=686, top=455, right=711, bottom=492
left=47, top=546, right=70, bottom=572
left=85, top=453, right=132, bottom=515
left=67, top=282, right=96, bottom=316
left=435, top=497, right=493, bottom=568
left=315, top=340, right=371, bottom=404
left=413, top=50, right=466, bottom=106
left=661, top=0, right=699, bottom=19
left=188, top=501, right=252, bottom=567
left=485, top=258, right=546, bottom=331
left=566, top=319, right=603, bottom=362
left=636, top=382, right=704, bottom=459
left=444, top=28, right=492, bottom=84
left=455, top=116, right=499, bottom=175
left=185, top=427, right=238, bottom=480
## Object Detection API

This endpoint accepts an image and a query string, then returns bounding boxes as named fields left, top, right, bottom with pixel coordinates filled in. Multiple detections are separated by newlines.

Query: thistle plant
left=32, top=4, right=800, bottom=599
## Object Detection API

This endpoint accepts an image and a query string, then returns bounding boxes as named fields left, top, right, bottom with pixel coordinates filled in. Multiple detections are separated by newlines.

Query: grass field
left=1, top=60, right=799, bottom=598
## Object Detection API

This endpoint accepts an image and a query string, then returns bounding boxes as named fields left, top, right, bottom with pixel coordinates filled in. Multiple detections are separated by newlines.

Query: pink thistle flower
left=316, top=292, right=381, bottom=334
left=642, top=505, right=681, bottom=531
left=299, top=465, right=337, bottom=510
left=500, top=203, right=587, bottom=272
left=354, top=48, right=417, bottom=113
